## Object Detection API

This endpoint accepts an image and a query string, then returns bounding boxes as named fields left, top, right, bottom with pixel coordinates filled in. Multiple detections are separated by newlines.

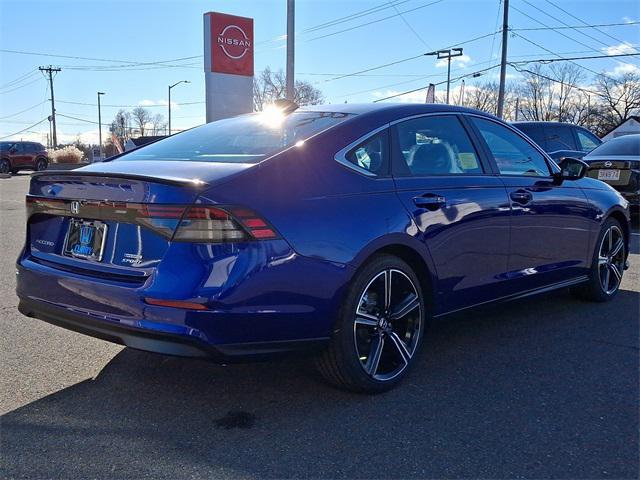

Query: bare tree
left=517, top=64, right=555, bottom=121
left=109, top=109, right=131, bottom=146
left=549, top=64, right=585, bottom=123
left=595, top=71, right=640, bottom=134
left=150, top=113, right=167, bottom=136
left=253, top=67, right=324, bottom=111
left=131, top=107, right=152, bottom=137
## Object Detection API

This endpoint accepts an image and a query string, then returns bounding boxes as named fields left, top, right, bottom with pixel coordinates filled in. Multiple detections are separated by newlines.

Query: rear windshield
left=587, top=135, right=639, bottom=157
left=119, top=110, right=352, bottom=163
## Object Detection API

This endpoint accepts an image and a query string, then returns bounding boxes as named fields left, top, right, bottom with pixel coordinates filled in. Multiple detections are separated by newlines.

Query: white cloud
left=610, top=63, right=640, bottom=75
left=138, top=99, right=177, bottom=110
left=602, top=42, right=638, bottom=56
left=435, top=54, right=471, bottom=68
left=622, top=16, right=636, bottom=24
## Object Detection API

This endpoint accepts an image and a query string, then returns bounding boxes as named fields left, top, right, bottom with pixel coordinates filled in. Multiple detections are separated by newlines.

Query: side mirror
left=554, top=157, right=588, bottom=183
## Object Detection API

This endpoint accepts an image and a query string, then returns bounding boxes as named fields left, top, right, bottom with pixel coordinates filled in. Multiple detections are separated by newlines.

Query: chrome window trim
left=334, top=123, right=390, bottom=177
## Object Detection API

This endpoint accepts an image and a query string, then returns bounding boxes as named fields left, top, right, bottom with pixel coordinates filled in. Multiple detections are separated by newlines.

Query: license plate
left=63, top=219, right=107, bottom=261
left=598, top=169, right=620, bottom=181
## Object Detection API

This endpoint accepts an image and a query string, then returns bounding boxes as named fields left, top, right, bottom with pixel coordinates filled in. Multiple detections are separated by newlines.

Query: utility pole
left=97, top=92, right=105, bottom=159
left=286, top=0, right=295, bottom=101
left=497, top=0, right=509, bottom=118
left=39, top=66, right=61, bottom=148
left=426, top=48, right=463, bottom=104
left=514, top=97, right=520, bottom=121
left=168, top=80, right=190, bottom=135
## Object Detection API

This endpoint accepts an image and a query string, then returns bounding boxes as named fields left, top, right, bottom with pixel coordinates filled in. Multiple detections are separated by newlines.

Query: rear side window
left=544, top=125, right=576, bottom=152
left=472, top=117, right=551, bottom=177
left=393, top=115, right=483, bottom=176
left=576, top=129, right=600, bottom=152
left=344, top=130, right=389, bottom=176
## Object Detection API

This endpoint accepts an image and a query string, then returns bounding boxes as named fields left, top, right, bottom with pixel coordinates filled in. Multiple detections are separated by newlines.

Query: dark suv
left=512, top=121, right=601, bottom=161
left=0, top=141, right=49, bottom=174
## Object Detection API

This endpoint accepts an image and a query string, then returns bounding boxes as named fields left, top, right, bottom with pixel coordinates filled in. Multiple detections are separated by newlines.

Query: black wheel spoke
left=388, top=331, right=412, bottom=365
left=364, top=334, right=384, bottom=376
left=389, top=293, right=419, bottom=321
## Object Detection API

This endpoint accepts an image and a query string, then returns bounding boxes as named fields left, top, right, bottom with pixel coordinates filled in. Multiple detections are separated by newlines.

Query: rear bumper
left=18, top=298, right=328, bottom=362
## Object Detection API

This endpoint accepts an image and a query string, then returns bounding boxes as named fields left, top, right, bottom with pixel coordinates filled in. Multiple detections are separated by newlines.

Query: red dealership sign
left=209, top=12, right=254, bottom=76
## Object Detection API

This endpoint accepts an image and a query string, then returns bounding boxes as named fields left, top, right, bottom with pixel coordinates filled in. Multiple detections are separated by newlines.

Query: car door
left=11, top=143, right=30, bottom=167
left=390, top=114, right=512, bottom=313
left=469, top=116, right=593, bottom=292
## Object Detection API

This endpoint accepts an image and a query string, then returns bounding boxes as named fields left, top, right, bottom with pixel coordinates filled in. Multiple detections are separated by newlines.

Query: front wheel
left=572, top=218, right=626, bottom=302
left=316, top=254, right=425, bottom=393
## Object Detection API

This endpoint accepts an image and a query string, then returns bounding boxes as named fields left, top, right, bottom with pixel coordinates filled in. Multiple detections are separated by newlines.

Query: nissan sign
left=210, top=12, right=254, bottom=76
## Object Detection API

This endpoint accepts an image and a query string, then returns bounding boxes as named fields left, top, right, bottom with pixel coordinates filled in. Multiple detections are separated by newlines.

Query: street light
left=97, top=92, right=105, bottom=159
left=426, top=48, right=463, bottom=104
left=168, top=80, right=190, bottom=135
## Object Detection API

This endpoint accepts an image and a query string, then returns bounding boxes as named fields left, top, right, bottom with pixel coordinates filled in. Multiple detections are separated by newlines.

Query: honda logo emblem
left=604, top=161, right=613, bottom=168
left=70, top=201, right=80, bottom=215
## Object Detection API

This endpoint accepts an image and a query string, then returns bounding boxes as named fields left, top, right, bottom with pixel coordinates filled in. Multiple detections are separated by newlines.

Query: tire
left=315, top=254, right=426, bottom=393
left=572, top=217, right=626, bottom=302
left=35, top=158, right=47, bottom=171
left=0, top=159, right=10, bottom=175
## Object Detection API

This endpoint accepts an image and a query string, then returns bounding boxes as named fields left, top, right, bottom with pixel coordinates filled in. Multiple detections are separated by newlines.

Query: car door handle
left=509, top=190, right=533, bottom=204
left=413, top=194, right=446, bottom=210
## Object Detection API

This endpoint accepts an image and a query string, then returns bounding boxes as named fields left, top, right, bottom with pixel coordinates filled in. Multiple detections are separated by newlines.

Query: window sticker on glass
left=458, top=152, right=479, bottom=170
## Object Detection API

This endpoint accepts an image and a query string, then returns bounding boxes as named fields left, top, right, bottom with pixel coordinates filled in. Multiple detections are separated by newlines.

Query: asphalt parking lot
left=1, top=172, right=638, bottom=479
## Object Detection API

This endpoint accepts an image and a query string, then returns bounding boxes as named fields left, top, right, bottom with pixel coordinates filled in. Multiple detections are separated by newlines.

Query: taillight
left=173, top=205, right=278, bottom=243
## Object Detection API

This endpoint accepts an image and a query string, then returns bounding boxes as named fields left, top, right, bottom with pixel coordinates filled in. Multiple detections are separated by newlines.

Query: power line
left=373, top=63, right=501, bottom=102
left=0, top=76, right=43, bottom=94
left=0, top=49, right=200, bottom=67
left=0, top=118, right=48, bottom=140
left=543, top=0, right=634, bottom=46
left=522, top=0, right=630, bottom=50
left=512, top=21, right=640, bottom=31
left=0, top=101, right=48, bottom=119
left=57, top=113, right=100, bottom=125
left=511, top=52, right=640, bottom=64
left=0, top=69, right=39, bottom=89
left=509, top=63, right=604, bottom=98
left=302, top=0, right=413, bottom=34
left=55, top=99, right=204, bottom=108
left=514, top=1, right=639, bottom=69
left=511, top=30, right=619, bottom=83
left=308, top=0, right=446, bottom=41
left=315, top=30, right=497, bottom=85
left=389, top=1, right=433, bottom=49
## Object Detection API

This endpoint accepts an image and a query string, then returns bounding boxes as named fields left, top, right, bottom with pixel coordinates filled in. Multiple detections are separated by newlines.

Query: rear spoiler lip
left=30, top=169, right=209, bottom=187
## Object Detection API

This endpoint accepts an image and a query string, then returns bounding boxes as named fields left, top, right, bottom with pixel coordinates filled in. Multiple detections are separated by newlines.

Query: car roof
left=512, top=121, right=586, bottom=128
left=299, top=102, right=496, bottom=118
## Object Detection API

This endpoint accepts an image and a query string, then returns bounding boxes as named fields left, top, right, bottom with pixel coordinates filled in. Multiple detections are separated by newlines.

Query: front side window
left=344, top=130, right=388, bottom=176
left=576, top=129, right=600, bottom=152
left=120, top=111, right=352, bottom=163
left=472, top=117, right=551, bottom=177
left=393, top=115, right=483, bottom=176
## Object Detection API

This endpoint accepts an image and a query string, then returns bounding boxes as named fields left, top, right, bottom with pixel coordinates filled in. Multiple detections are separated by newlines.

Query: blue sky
left=0, top=0, right=638, bottom=144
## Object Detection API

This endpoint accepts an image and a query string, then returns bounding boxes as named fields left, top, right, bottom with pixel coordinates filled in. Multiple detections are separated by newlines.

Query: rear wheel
left=35, top=158, right=47, bottom=171
left=0, top=159, right=10, bottom=174
left=572, top=218, right=626, bottom=302
left=316, top=254, right=425, bottom=393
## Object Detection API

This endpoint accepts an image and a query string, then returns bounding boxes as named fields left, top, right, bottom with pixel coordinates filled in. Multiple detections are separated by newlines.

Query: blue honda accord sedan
left=16, top=103, right=630, bottom=392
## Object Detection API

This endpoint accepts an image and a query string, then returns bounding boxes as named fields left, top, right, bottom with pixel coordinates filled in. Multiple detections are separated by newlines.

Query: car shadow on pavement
left=2, top=289, right=639, bottom=479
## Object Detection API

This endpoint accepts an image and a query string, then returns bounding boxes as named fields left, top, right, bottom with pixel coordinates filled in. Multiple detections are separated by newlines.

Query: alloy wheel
left=36, top=160, right=47, bottom=171
left=0, top=160, right=9, bottom=174
left=353, top=269, right=422, bottom=381
left=598, top=225, right=625, bottom=295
